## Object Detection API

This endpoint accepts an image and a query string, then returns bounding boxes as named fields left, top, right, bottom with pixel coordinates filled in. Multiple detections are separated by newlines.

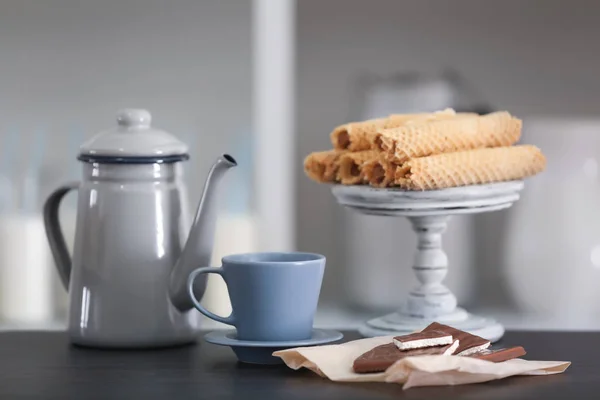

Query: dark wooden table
left=0, top=330, right=594, bottom=399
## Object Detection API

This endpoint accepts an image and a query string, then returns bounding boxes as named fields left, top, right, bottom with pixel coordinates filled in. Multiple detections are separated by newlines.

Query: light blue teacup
left=187, top=252, right=326, bottom=342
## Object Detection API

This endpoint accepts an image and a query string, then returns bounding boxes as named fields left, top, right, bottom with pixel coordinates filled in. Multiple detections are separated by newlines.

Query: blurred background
left=0, top=0, right=598, bottom=332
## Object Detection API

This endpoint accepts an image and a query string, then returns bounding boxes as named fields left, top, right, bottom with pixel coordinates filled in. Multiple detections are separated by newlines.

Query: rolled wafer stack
left=308, top=108, right=464, bottom=185
left=304, top=109, right=546, bottom=190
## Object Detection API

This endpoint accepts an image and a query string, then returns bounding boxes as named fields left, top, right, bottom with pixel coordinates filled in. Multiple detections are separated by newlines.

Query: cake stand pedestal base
left=332, top=181, right=525, bottom=343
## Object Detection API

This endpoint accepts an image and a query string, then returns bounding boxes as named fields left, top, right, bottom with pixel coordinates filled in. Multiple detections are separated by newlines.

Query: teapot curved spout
left=170, top=154, right=237, bottom=311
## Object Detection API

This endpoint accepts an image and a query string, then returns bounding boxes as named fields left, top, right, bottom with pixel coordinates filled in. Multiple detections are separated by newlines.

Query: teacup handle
left=187, top=267, right=235, bottom=326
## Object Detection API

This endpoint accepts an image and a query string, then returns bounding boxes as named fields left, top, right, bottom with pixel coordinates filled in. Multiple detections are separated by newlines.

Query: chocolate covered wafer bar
left=393, top=330, right=453, bottom=351
left=468, top=346, right=526, bottom=363
left=422, top=322, right=490, bottom=356
left=353, top=340, right=459, bottom=373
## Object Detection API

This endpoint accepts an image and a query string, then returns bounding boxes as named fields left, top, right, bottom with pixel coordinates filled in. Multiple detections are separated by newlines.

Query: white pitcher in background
left=503, top=118, right=600, bottom=327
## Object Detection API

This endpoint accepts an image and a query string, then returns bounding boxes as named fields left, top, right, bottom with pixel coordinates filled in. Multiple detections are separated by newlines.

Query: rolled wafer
left=303, top=150, right=345, bottom=183
left=394, top=145, right=546, bottom=190
left=373, top=111, right=522, bottom=163
left=338, top=150, right=380, bottom=185
left=330, top=108, right=457, bottom=151
left=363, top=157, right=398, bottom=188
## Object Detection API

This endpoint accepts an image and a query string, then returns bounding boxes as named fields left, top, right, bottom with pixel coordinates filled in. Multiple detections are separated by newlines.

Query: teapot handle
left=43, top=182, right=79, bottom=291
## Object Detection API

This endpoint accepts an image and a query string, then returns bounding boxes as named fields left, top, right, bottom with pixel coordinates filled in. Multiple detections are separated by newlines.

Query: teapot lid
left=78, top=109, right=189, bottom=164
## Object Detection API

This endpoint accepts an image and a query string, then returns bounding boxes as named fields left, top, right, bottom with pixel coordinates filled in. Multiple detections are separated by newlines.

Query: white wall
left=3, top=0, right=600, bottom=315
left=0, top=0, right=253, bottom=326
left=0, top=0, right=252, bottom=203
left=296, top=0, right=600, bottom=306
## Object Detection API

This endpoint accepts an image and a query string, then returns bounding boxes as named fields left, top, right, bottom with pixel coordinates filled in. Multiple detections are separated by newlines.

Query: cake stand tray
left=331, top=181, right=524, bottom=342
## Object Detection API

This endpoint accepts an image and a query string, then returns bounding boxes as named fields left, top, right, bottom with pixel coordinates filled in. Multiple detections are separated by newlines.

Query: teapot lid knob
left=117, top=109, right=152, bottom=128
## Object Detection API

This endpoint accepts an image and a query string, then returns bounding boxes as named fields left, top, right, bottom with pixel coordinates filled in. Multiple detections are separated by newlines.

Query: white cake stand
left=331, top=180, right=525, bottom=343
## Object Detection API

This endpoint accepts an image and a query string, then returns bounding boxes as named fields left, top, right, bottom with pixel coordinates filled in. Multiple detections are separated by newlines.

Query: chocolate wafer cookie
left=353, top=340, right=459, bottom=373
left=393, top=330, right=453, bottom=351
left=422, top=322, right=490, bottom=355
left=468, top=346, right=526, bottom=363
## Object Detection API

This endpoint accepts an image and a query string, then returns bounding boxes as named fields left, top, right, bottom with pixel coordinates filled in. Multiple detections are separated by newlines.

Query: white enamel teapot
left=43, top=109, right=236, bottom=348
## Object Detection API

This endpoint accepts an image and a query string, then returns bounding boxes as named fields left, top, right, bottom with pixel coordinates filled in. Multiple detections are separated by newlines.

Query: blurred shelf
left=203, top=305, right=600, bottom=332
left=3, top=306, right=600, bottom=332
left=0, top=319, right=66, bottom=331
left=471, top=308, right=600, bottom=332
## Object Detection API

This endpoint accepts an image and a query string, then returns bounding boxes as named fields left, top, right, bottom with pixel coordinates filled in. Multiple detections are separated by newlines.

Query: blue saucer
left=204, top=329, right=344, bottom=365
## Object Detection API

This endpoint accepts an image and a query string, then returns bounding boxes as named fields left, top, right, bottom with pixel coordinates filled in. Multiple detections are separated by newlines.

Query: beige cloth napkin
left=273, top=335, right=570, bottom=390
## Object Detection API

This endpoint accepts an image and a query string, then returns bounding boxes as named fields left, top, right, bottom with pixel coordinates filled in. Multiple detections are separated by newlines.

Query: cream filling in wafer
left=338, top=157, right=363, bottom=184
left=370, top=163, right=386, bottom=185
left=338, top=150, right=379, bottom=184
left=444, top=340, right=460, bottom=355
left=335, top=130, right=351, bottom=149
left=364, top=159, right=398, bottom=187
left=457, top=342, right=491, bottom=356
left=372, top=135, right=386, bottom=152
left=393, top=335, right=453, bottom=351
